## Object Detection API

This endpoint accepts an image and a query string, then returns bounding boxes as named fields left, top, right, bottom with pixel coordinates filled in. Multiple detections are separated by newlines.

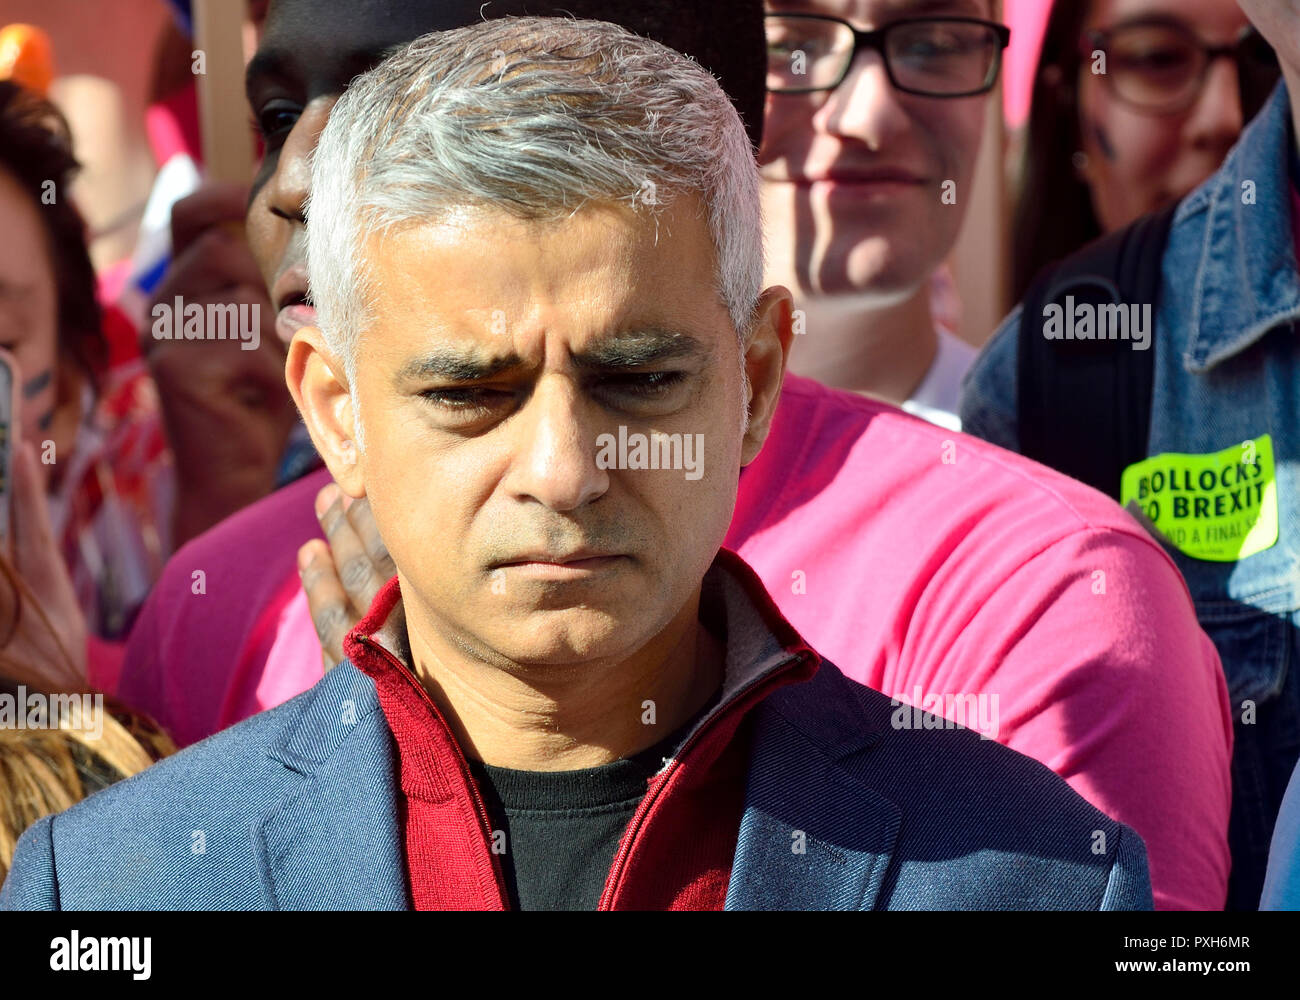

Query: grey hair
left=305, top=15, right=763, bottom=440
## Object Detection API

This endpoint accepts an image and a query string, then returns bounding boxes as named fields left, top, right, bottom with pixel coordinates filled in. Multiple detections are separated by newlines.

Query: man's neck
left=401, top=590, right=725, bottom=772
left=784, top=284, right=938, bottom=405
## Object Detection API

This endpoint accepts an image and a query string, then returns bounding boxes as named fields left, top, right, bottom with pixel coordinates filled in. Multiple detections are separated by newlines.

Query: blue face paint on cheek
left=22, top=368, right=51, bottom=400
left=1087, top=117, right=1118, bottom=162
left=19, top=370, right=55, bottom=431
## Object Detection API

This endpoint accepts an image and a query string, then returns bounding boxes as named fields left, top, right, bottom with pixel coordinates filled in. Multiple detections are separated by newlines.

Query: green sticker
left=1120, top=434, right=1278, bottom=562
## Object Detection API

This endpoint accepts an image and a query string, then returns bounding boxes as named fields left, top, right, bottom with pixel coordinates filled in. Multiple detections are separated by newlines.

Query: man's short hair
left=307, top=16, right=763, bottom=421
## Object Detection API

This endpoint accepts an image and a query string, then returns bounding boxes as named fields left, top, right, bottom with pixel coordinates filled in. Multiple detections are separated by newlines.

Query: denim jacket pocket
left=1194, top=597, right=1292, bottom=709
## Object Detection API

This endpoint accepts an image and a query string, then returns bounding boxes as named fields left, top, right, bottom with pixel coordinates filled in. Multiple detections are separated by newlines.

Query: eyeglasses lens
left=886, top=21, right=1002, bottom=95
left=1106, top=25, right=1204, bottom=111
left=766, top=17, right=855, bottom=92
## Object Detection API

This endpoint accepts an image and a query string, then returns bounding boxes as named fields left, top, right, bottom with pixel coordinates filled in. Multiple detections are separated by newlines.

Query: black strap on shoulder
left=1016, top=201, right=1178, bottom=501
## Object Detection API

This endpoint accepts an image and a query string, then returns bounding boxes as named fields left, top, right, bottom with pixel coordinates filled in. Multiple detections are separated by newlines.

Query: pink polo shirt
left=118, top=374, right=1232, bottom=910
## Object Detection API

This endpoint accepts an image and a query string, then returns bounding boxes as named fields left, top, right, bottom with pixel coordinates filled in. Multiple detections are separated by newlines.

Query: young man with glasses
left=760, top=1, right=1007, bottom=429
left=963, top=0, right=1300, bottom=910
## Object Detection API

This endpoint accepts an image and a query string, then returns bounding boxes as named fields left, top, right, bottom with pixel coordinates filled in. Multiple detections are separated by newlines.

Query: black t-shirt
left=468, top=707, right=712, bottom=911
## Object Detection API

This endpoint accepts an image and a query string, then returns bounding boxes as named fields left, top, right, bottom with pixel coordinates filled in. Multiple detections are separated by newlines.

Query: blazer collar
left=254, top=659, right=896, bottom=912
left=726, top=662, right=901, bottom=910
left=255, top=663, right=409, bottom=909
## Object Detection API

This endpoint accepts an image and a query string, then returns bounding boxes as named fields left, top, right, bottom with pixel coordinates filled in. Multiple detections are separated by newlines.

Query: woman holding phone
left=0, top=81, right=169, bottom=680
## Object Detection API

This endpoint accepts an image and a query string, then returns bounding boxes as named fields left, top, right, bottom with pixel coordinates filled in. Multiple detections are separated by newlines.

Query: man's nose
left=504, top=377, right=610, bottom=512
left=1186, top=55, right=1243, bottom=151
left=266, top=98, right=336, bottom=224
left=821, top=49, right=910, bottom=147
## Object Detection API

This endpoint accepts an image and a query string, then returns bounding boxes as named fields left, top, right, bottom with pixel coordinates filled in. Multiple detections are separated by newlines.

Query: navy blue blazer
left=1, top=658, right=1152, bottom=910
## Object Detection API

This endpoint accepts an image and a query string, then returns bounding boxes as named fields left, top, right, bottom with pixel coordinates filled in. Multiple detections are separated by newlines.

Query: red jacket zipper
left=595, top=648, right=814, bottom=910
left=354, top=633, right=511, bottom=911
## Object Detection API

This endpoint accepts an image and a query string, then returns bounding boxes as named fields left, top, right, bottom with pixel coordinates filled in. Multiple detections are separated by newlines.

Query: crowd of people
left=0, top=0, right=1298, bottom=911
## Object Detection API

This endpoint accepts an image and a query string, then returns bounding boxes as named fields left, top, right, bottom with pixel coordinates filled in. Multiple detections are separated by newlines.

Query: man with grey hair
left=3, top=18, right=1150, bottom=911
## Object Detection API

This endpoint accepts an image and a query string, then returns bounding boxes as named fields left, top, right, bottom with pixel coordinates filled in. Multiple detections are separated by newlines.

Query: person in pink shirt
left=117, top=0, right=1232, bottom=909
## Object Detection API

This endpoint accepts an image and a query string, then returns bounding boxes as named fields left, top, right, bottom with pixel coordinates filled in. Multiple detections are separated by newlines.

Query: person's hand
left=0, top=442, right=87, bottom=689
left=298, top=483, right=396, bottom=672
left=144, top=182, right=297, bottom=547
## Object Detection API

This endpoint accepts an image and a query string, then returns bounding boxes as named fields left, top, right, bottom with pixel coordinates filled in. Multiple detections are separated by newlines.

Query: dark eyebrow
left=245, top=44, right=401, bottom=103
left=394, top=329, right=711, bottom=385
left=769, top=0, right=988, bottom=19
left=886, top=0, right=990, bottom=17
left=245, top=48, right=291, bottom=101
left=396, top=350, right=524, bottom=384
left=572, top=329, right=711, bottom=370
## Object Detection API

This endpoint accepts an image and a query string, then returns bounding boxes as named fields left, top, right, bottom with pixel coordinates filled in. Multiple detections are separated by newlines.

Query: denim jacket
left=961, top=82, right=1300, bottom=908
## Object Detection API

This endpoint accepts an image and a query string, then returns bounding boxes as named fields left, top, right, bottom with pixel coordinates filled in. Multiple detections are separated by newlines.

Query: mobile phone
left=0, top=347, right=19, bottom=555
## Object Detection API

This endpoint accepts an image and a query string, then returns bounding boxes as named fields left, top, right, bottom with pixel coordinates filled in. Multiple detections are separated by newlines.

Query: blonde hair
left=0, top=555, right=174, bottom=879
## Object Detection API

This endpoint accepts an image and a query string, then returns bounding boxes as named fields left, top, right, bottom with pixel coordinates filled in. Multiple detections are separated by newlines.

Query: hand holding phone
left=0, top=347, right=86, bottom=687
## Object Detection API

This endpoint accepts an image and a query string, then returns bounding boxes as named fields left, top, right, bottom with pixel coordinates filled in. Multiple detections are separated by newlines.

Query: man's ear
left=739, top=286, right=795, bottom=466
left=285, top=326, right=365, bottom=497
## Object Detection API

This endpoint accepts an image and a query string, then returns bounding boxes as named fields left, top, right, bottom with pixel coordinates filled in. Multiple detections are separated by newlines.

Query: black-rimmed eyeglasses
left=766, top=13, right=1011, bottom=97
left=1082, top=18, right=1278, bottom=116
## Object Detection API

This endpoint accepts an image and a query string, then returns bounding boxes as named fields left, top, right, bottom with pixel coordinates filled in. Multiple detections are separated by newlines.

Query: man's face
left=759, top=0, right=993, bottom=304
left=1076, top=0, right=1246, bottom=234
left=246, top=0, right=507, bottom=345
left=322, top=198, right=754, bottom=668
left=246, top=0, right=768, bottom=346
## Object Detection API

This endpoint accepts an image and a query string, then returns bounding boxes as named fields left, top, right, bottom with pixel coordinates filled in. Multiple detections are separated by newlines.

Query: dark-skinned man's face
left=245, top=0, right=766, bottom=346
left=247, top=0, right=492, bottom=345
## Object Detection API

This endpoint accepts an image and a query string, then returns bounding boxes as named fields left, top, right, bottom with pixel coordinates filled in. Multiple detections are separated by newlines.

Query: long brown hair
left=0, top=555, right=174, bottom=878
left=0, top=81, right=106, bottom=390
left=1011, top=0, right=1099, bottom=304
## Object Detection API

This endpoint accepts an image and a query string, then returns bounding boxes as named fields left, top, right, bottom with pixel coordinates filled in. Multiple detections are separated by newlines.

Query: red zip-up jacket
left=343, top=549, right=818, bottom=910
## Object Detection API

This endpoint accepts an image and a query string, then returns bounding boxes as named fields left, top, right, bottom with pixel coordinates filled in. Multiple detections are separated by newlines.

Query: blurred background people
left=0, top=80, right=169, bottom=679
left=0, top=442, right=173, bottom=882
left=110, top=0, right=1231, bottom=912
left=1013, top=0, right=1271, bottom=302
left=761, top=0, right=1009, bottom=429
left=961, top=0, right=1299, bottom=910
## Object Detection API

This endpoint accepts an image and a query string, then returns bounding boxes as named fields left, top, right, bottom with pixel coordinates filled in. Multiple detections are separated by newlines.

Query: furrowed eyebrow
left=246, top=44, right=405, bottom=102
left=395, top=329, right=710, bottom=385
left=395, top=351, right=524, bottom=383
left=573, top=330, right=711, bottom=370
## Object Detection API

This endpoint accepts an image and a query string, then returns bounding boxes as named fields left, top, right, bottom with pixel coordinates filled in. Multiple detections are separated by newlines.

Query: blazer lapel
left=726, top=664, right=902, bottom=911
left=254, top=664, right=409, bottom=910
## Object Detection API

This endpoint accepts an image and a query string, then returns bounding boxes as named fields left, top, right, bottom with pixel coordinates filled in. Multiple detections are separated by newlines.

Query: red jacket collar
left=341, top=548, right=820, bottom=910
left=343, top=547, right=818, bottom=749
